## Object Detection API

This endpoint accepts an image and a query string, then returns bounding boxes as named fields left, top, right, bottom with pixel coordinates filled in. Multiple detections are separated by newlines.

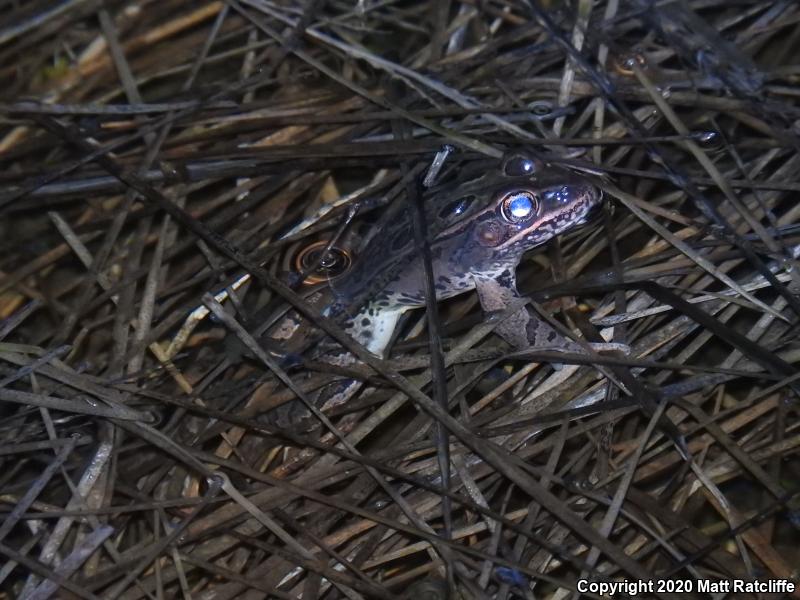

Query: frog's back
left=327, top=163, right=497, bottom=309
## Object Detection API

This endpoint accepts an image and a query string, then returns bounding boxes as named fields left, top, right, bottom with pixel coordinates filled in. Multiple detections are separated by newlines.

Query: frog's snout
left=585, top=185, right=604, bottom=216
left=580, top=181, right=603, bottom=207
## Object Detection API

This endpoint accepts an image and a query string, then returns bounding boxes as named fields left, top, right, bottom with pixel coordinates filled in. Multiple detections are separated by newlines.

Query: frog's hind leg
left=272, top=308, right=403, bottom=429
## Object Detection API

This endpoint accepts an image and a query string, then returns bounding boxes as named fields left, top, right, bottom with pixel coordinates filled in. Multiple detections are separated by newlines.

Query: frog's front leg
left=472, top=269, right=573, bottom=352
left=473, top=270, right=623, bottom=355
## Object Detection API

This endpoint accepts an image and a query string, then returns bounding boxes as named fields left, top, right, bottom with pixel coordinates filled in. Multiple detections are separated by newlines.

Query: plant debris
left=1, top=1, right=800, bottom=598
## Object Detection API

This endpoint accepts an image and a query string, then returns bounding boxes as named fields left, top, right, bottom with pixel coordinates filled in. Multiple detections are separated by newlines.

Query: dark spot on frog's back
left=361, top=318, right=370, bottom=327
left=497, top=269, right=513, bottom=287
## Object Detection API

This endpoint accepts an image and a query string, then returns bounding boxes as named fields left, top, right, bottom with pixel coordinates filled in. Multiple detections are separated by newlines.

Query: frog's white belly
left=345, top=306, right=405, bottom=357
left=344, top=263, right=483, bottom=357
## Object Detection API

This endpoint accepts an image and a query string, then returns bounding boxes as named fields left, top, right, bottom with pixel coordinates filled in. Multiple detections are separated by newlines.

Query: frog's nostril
left=545, top=186, right=575, bottom=205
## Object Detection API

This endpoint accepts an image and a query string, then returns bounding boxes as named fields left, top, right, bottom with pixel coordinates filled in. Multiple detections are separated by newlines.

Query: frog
left=322, top=152, right=603, bottom=357
left=263, top=152, right=605, bottom=427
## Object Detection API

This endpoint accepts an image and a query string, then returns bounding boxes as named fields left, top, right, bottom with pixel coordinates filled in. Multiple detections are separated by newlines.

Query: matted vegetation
left=0, top=1, right=799, bottom=598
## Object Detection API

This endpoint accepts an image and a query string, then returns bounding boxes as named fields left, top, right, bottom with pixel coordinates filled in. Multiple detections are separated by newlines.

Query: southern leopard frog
left=266, top=152, right=605, bottom=426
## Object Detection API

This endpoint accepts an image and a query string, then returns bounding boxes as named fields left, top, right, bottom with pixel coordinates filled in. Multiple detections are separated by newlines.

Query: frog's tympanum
left=273, top=152, right=602, bottom=425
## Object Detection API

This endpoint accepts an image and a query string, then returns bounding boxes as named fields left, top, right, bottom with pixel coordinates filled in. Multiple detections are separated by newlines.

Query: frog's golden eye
left=501, top=191, right=539, bottom=223
left=502, top=154, right=539, bottom=177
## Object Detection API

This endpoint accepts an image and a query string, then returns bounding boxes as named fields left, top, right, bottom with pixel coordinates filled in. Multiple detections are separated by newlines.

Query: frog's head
left=441, top=153, right=602, bottom=263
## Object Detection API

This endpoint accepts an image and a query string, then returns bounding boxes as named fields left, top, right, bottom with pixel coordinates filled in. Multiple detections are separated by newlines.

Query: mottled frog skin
left=324, top=154, right=603, bottom=356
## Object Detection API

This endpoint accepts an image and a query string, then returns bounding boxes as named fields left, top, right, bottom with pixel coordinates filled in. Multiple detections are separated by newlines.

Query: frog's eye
left=502, top=154, right=539, bottom=177
left=500, top=191, right=538, bottom=223
left=439, top=196, right=475, bottom=219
